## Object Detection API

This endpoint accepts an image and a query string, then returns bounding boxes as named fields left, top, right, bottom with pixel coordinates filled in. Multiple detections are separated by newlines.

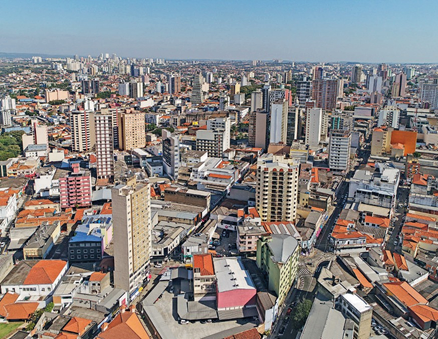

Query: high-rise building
left=420, top=83, right=438, bottom=109
left=378, top=106, right=400, bottom=129
left=329, top=129, right=351, bottom=173
left=118, top=83, right=130, bottom=96
left=71, top=110, right=95, bottom=152
left=287, top=106, right=300, bottom=144
left=305, top=108, right=323, bottom=147
left=404, top=67, right=415, bottom=80
left=296, top=80, right=312, bottom=106
left=270, top=88, right=293, bottom=107
left=261, top=84, right=271, bottom=112
left=113, top=176, right=151, bottom=294
left=312, top=66, right=324, bottom=80
left=118, top=111, right=146, bottom=151
left=191, top=72, right=205, bottom=105
left=371, top=127, right=392, bottom=156
left=367, top=75, right=383, bottom=93
left=0, top=96, right=15, bottom=126
left=81, top=79, right=100, bottom=95
left=95, top=113, right=114, bottom=180
left=351, top=65, right=363, bottom=84
left=167, top=74, right=181, bottom=94
left=251, top=90, right=263, bottom=112
left=129, top=81, right=143, bottom=99
left=31, top=120, right=48, bottom=146
left=248, top=111, right=269, bottom=150
left=196, top=117, right=231, bottom=157
left=256, top=155, right=299, bottom=222
left=270, top=100, right=288, bottom=144
left=162, top=130, right=180, bottom=179
left=391, top=73, right=407, bottom=97
left=59, top=163, right=92, bottom=209
left=230, top=83, right=240, bottom=96
left=312, top=79, right=338, bottom=110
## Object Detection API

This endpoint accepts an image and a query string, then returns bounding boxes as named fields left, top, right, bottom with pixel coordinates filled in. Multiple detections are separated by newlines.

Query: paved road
left=386, top=186, right=409, bottom=253
left=315, top=179, right=349, bottom=252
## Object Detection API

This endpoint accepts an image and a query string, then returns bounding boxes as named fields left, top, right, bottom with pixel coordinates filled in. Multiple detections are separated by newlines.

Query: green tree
left=48, top=100, right=66, bottom=105
left=413, top=152, right=421, bottom=158
left=291, top=299, right=313, bottom=329
left=97, top=91, right=112, bottom=99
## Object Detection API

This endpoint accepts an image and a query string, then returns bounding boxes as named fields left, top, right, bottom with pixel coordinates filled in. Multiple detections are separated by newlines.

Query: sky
left=1, top=0, right=438, bottom=63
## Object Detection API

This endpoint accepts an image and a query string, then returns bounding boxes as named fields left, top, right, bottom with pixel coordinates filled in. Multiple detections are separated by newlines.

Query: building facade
left=329, top=129, right=351, bottom=173
left=118, top=111, right=146, bottom=151
left=95, top=113, right=114, bottom=180
left=71, top=111, right=95, bottom=152
left=59, top=164, right=92, bottom=209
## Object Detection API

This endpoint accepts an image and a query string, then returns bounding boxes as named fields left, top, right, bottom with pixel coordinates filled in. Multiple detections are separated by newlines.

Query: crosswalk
left=298, top=265, right=311, bottom=277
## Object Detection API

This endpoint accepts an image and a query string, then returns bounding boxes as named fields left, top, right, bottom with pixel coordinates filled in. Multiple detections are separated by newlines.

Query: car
left=279, top=326, right=286, bottom=336
left=286, top=307, right=292, bottom=315
left=154, top=263, right=163, bottom=268
left=180, top=320, right=189, bottom=325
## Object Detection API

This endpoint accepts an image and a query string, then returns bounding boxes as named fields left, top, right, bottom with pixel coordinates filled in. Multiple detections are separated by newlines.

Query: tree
left=97, top=91, right=112, bottom=99
left=44, top=302, right=54, bottom=312
left=48, top=100, right=65, bottom=105
left=291, top=299, right=312, bottom=329
left=413, top=152, right=421, bottom=158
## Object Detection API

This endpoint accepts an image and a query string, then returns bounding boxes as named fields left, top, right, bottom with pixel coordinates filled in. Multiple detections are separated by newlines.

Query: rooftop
left=214, top=257, right=256, bottom=293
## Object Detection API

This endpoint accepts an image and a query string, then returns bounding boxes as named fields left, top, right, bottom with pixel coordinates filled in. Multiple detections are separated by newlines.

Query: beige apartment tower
left=118, top=111, right=146, bottom=151
left=113, top=177, right=152, bottom=294
left=71, top=110, right=95, bottom=152
left=256, top=155, right=299, bottom=222
left=95, top=113, right=114, bottom=180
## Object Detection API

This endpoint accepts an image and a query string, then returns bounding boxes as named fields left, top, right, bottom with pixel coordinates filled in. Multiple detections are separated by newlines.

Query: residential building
left=118, top=82, right=129, bottom=96
left=329, top=129, right=351, bottom=173
left=129, top=81, right=143, bottom=98
left=420, top=83, right=438, bottom=109
left=368, top=75, right=383, bottom=93
left=351, top=64, right=363, bottom=84
left=371, top=127, right=392, bottom=156
left=112, top=177, right=152, bottom=295
left=378, top=106, right=400, bottom=128
left=193, top=254, right=216, bottom=301
left=248, top=111, right=268, bottom=150
left=162, top=129, right=179, bottom=179
left=251, top=90, right=263, bottom=112
left=296, top=80, right=312, bottom=106
left=97, top=306, right=150, bottom=339
left=305, top=108, right=323, bottom=147
left=81, top=79, right=99, bottom=94
left=95, top=112, right=114, bottom=180
left=312, top=78, right=338, bottom=110
left=59, top=163, right=92, bottom=209
left=23, top=221, right=61, bottom=260
left=269, top=100, right=288, bottom=144
left=31, top=120, right=48, bottom=146
left=167, top=73, right=181, bottom=94
left=196, top=117, right=230, bottom=158
left=391, top=73, right=407, bottom=97
left=261, top=84, right=271, bottom=112
left=71, top=110, right=95, bottom=152
left=118, top=111, right=146, bottom=151
left=287, top=106, right=300, bottom=144
left=256, top=234, right=299, bottom=305
left=256, top=155, right=299, bottom=222
left=191, top=72, right=205, bottom=105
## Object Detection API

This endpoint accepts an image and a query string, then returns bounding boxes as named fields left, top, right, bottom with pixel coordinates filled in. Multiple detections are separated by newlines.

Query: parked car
left=154, top=263, right=163, bottom=268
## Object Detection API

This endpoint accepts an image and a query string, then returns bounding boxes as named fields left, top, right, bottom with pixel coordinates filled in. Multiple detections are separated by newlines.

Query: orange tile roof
left=353, top=269, right=373, bottom=289
left=90, top=272, right=107, bottom=282
left=63, top=317, right=92, bottom=335
left=365, top=215, right=390, bottom=228
left=331, top=231, right=365, bottom=240
left=55, top=333, right=78, bottom=339
left=412, top=174, right=428, bottom=186
left=409, top=304, right=438, bottom=322
left=23, top=260, right=67, bottom=285
left=247, top=207, right=260, bottom=218
left=2, top=302, right=39, bottom=320
left=393, top=253, right=408, bottom=271
left=0, top=293, right=19, bottom=317
left=384, top=250, right=395, bottom=266
left=25, top=199, right=57, bottom=207
left=406, top=213, right=436, bottom=222
left=336, top=219, right=354, bottom=227
left=100, top=202, right=112, bottom=215
left=404, top=222, right=428, bottom=230
left=310, top=168, right=319, bottom=183
left=224, top=328, right=261, bottom=339
left=193, top=254, right=215, bottom=276
left=98, top=309, right=149, bottom=339
left=391, top=143, right=404, bottom=150
left=208, top=173, right=232, bottom=179
left=0, top=197, right=10, bottom=207
left=383, top=281, right=428, bottom=307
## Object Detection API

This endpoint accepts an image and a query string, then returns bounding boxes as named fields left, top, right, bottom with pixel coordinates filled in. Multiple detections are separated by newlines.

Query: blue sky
left=1, top=0, right=437, bottom=63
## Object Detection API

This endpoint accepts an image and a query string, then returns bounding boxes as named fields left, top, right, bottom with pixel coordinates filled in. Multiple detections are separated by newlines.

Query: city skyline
left=1, top=0, right=438, bottom=63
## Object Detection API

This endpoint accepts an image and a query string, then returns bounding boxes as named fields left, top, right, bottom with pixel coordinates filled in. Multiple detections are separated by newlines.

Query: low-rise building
left=23, top=221, right=61, bottom=259
left=193, top=254, right=216, bottom=301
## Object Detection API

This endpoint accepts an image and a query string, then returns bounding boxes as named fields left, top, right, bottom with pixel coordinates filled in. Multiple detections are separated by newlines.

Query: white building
left=95, top=113, right=114, bottom=180
left=269, top=100, right=288, bottom=144
left=305, top=108, right=323, bottom=147
left=250, top=90, right=263, bottom=112
left=196, top=117, right=231, bottom=158
left=378, top=106, right=400, bottom=129
left=118, top=83, right=130, bottom=96
left=329, top=130, right=351, bottom=173
left=162, top=130, right=180, bottom=179
left=0, top=193, right=17, bottom=224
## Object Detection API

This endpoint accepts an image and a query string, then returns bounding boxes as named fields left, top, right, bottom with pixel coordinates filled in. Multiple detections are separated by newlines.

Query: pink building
left=214, top=257, right=257, bottom=320
left=59, top=163, right=92, bottom=209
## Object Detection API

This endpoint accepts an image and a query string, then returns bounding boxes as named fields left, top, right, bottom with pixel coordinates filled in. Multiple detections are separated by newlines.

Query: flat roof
left=214, top=257, right=256, bottom=293
left=341, top=293, right=372, bottom=313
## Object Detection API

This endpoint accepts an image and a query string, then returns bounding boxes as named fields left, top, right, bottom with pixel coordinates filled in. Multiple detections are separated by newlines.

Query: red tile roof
left=409, top=304, right=438, bottom=322
left=383, top=281, right=428, bottom=307
left=63, top=317, right=92, bottom=335
left=353, top=269, right=373, bottom=289
left=98, top=309, right=149, bottom=339
left=89, top=272, right=107, bottom=282
left=193, top=254, right=215, bottom=276
left=23, top=260, right=67, bottom=285
left=365, top=215, right=390, bottom=228
left=208, top=173, right=232, bottom=179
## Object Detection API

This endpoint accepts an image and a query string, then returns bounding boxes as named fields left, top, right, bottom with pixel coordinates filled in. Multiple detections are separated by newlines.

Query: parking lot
left=153, top=287, right=256, bottom=339
left=213, top=228, right=238, bottom=256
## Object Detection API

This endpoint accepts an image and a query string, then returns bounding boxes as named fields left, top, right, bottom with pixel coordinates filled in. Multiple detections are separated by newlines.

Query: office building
left=391, top=73, right=407, bottom=97
left=71, top=110, right=95, bottom=152
left=162, top=129, right=180, bottom=179
left=129, top=81, right=143, bottom=99
left=329, top=129, right=351, bottom=173
left=312, top=79, right=338, bottom=110
left=113, top=176, right=152, bottom=295
left=196, top=117, right=231, bottom=157
left=250, top=90, right=263, bottom=112
left=248, top=111, right=269, bottom=150
left=118, top=111, right=146, bottom=151
left=256, top=155, right=299, bottom=222
left=191, top=72, right=205, bottom=105
left=305, top=108, right=323, bottom=147
left=256, top=234, right=299, bottom=306
left=95, top=113, right=114, bottom=180
left=297, top=80, right=312, bottom=106
left=420, top=83, right=438, bottom=109
left=351, top=64, right=363, bottom=84
left=270, top=100, right=288, bottom=144
left=59, top=163, right=92, bottom=209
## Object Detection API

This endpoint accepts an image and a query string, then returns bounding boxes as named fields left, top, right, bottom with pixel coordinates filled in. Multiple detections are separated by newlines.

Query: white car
left=154, top=263, right=163, bottom=268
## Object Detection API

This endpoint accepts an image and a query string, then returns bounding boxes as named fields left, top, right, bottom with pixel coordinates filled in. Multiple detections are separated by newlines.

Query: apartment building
left=112, top=176, right=151, bottom=295
left=329, top=129, right=351, bottom=173
left=311, top=78, right=338, bottom=111
left=59, top=163, right=92, bottom=209
left=269, top=100, right=288, bottom=144
left=336, top=293, right=373, bottom=339
left=95, top=113, right=114, bottom=180
left=196, top=117, right=231, bottom=158
left=118, top=111, right=146, bottom=151
left=71, top=110, right=95, bottom=152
